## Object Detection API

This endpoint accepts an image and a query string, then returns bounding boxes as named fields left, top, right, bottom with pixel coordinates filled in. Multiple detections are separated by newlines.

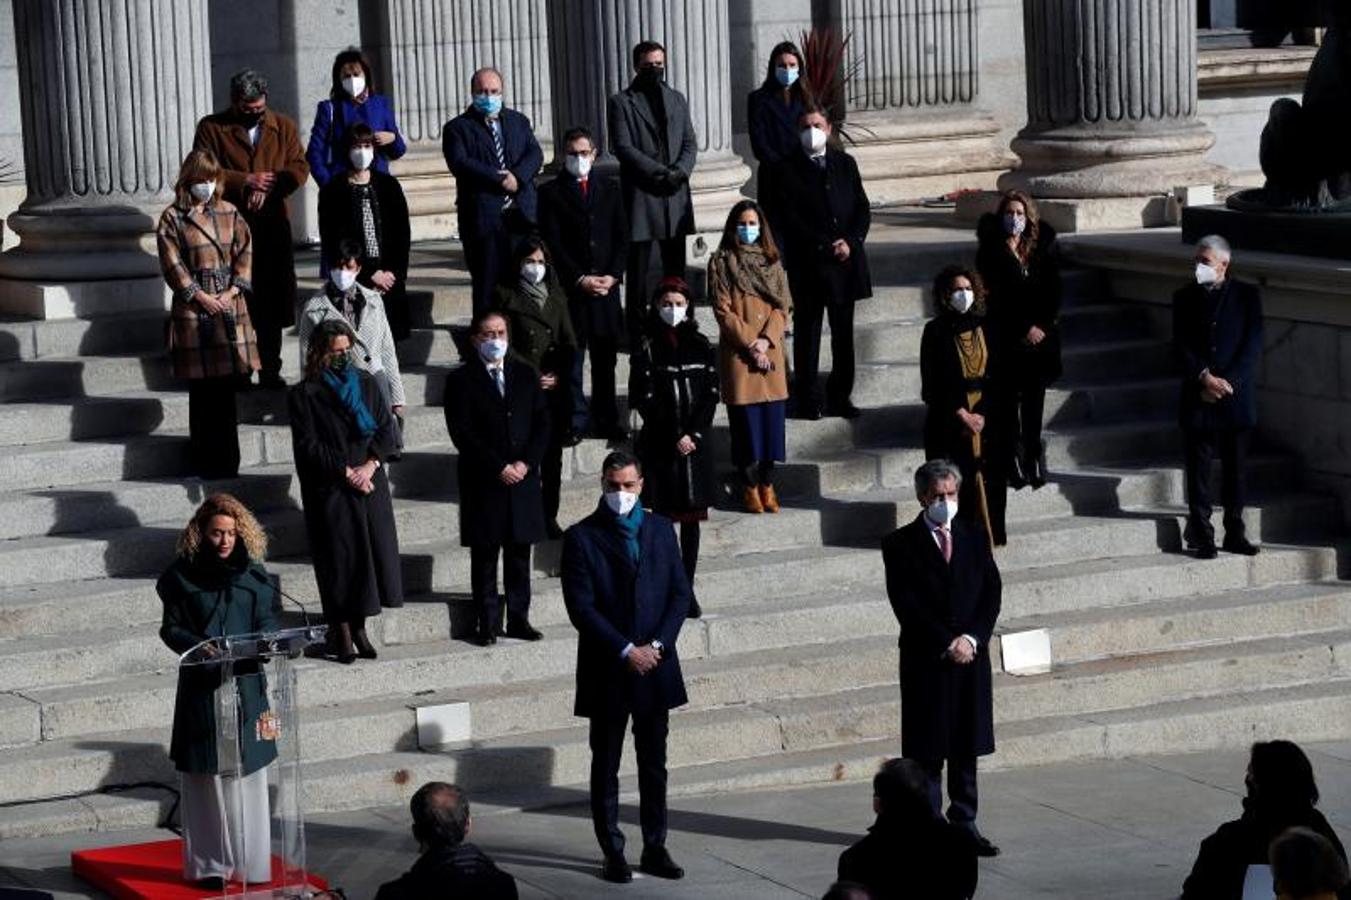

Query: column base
left=690, top=151, right=752, bottom=235
left=0, top=276, right=170, bottom=319
left=846, top=109, right=1018, bottom=204
left=391, top=146, right=459, bottom=242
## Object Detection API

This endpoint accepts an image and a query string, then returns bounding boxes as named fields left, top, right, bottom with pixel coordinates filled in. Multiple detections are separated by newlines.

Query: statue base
left=1181, top=199, right=1351, bottom=260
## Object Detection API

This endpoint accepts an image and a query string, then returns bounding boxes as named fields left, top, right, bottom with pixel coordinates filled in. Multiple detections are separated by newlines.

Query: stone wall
left=0, top=0, right=23, bottom=250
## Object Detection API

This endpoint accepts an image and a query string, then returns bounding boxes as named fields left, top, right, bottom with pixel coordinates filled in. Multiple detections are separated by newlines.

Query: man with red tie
left=881, top=459, right=1003, bottom=858
left=538, top=127, right=630, bottom=443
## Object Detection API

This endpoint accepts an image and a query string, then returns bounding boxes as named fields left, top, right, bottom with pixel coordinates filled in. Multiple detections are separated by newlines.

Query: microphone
left=250, top=569, right=321, bottom=638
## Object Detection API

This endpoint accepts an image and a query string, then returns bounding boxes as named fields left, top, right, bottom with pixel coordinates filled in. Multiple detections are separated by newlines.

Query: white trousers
left=180, top=767, right=272, bottom=884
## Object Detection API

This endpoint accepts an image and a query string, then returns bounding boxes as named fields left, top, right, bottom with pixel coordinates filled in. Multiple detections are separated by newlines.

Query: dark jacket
left=157, top=547, right=278, bottom=776
left=493, top=274, right=579, bottom=378
left=630, top=318, right=720, bottom=514
left=562, top=504, right=691, bottom=718
left=975, top=214, right=1063, bottom=387
left=537, top=173, right=630, bottom=342
left=882, top=514, right=1001, bottom=760
left=443, top=359, right=550, bottom=548
left=317, top=171, right=413, bottom=339
left=442, top=106, right=543, bottom=236
left=1172, top=278, right=1264, bottom=431
left=1181, top=800, right=1351, bottom=900
left=374, top=842, right=519, bottom=900
left=920, top=315, right=1001, bottom=462
left=747, top=85, right=807, bottom=165
left=607, top=81, right=698, bottom=242
left=838, top=813, right=979, bottom=900
left=306, top=93, right=407, bottom=188
left=288, top=371, right=404, bottom=623
left=758, top=147, right=872, bottom=304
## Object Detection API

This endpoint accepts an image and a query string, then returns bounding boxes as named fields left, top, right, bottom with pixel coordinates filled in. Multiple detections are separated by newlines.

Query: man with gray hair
left=880, top=459, right=1002, bottom=858
left=193, top=68, right=310, bottom=389
left=1173, top=234, right=1263, bottom=558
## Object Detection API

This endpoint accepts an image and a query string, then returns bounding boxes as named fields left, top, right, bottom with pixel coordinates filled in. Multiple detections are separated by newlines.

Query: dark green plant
left=797, top=27, right=871, bottom=145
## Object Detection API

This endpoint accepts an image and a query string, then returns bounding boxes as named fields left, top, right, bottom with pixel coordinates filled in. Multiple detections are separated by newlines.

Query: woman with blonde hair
left=156, top=149, right=257, bottom=479
left=709, top=199, right=792, bottom=513
left=157, top=493, right=278, bottom=888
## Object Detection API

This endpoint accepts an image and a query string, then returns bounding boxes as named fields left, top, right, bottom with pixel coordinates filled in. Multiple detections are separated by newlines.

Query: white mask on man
left=564, top=154, right=593, bottom=179
left=604, top=490, right=639, bottom=516
left=349, top=146, right=375, bottom=171
left=477, top=338, right=508, bottom=362
left=342, top=75, right=366, bottom=98
left=189, top=181, right=216, bottom=203
left=950, top=289, right=975, bottom=314
left=925, top=497, right=958, bottom=527
left=1195, top=262, right=1219, bottom=286
left=800, top=126, right=828, bottom=155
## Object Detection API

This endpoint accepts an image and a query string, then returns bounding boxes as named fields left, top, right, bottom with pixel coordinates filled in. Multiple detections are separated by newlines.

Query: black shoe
left=687, top=596, right=703, bottom=619
left=1195, top=543, right=1219, bottom=560
left=353, top=629, right=378, bottom=660
left=825, top=399, right=862, bottom=420
left=640, top=846, right=685, bottom=880
left=793, top=403, right=822, bottom=421
left=971, top=834, right=1001, bottom=857
left=505, top=617, right=543, bottom=641
left=546, top=520, right=564, bottom=540
left=1222, top=535, right=1260, bottom=556
left=476, top=623, right=498, bottom=646
left=601, top=855, right=633, bottom=884
left=196, top=877, right=227, bottom=890
left=1008, top=455, right=1028, bottom=490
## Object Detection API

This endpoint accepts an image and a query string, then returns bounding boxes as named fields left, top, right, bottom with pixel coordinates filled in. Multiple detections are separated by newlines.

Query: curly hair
left=932, top=264, right=988, bottom=318
left=176, top=493, right=268, bottom=561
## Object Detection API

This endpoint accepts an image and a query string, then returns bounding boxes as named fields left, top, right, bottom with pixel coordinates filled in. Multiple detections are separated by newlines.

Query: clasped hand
left=581, top=275, right=616, bottom=296
left=957, top=409, right=984, bottom=436
left=499, top=461, right=529, bottom=485
left=626, top=643, right=661, bottom=675
left=1200, top=371, right=1234, bottom=404
left=676, top=435, right=696, bottom=456
left=195, top=288, right=237, bottom=315
left=946, top=637, right=975, bottom=665
left=345, top=461, right=377, bottom=494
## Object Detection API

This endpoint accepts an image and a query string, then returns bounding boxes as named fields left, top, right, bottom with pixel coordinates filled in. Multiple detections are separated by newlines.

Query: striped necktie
left=488, top=118, right=511, bottom=208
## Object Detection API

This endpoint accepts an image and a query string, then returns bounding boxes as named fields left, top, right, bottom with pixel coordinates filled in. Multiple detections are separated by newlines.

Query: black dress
left=317, top=171, right=412, bottom=340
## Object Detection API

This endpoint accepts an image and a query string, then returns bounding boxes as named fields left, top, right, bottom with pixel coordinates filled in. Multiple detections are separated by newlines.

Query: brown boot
left=759, top=483, right=780, bottom=513
left=742, top=485, right=764, bottom=514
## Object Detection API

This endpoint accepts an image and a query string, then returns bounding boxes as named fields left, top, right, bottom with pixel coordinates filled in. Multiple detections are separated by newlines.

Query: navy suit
left=442, top=106, right=544, bottom=314
left=562, top=504, right=691, bottom=859
left=1172, top=278, right=1264, bottom=547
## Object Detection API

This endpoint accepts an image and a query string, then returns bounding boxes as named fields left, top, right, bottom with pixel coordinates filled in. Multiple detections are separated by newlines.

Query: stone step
left=0, top=311, right=167, bottom=363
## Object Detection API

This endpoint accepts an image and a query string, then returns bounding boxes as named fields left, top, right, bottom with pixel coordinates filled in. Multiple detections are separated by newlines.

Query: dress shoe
left=1222, top=535, right=1260, bottom=556
left=476, top=626, right=498, bottom=646
left=196, top=876, right=226, bottom=890
left=353, top=628, right=378, bottom=660
left=601, top=855, right=633, bottom=884
left=505, top=617, right=543, bottom=641
left=826, top=399, right=862, bottom=420
left=742, top=485, right=764, bottom=514
left=759, top=483, right=780, bottom=513
left=640, top=846, right=685, bottom=879
left=970, top=834, right=1001, bottom=857
left=687, top=596, right=703, bottom=619
left=1007, top=455, right=1028, bottom=490
left=329, top=624, right=357, bottom=664
left=1194, top=543, right=1219, bottom=560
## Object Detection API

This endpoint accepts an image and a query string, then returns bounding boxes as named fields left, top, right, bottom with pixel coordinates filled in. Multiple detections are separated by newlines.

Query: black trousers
left=792, top=297, right=855, bottom=410
left=1007, top=384, right=1047, bottom=463
left=542, top=383, right=573, bottom=525
left=462, top=223, right=515, bottom=316
left=625, top=238, right=686, bottom=343
left=469, top=542, right=531, bottom=631
left=187, top=376, right=241, bottom=479
left=589, top=708, right=670, bottom=859
left=1183, top=425, right=1250, bottom=546
left=570, top=333, right=620, bottom=434
left=916, top=755, right=979, bottom=828
left=243, top=293, right=284, bottom=382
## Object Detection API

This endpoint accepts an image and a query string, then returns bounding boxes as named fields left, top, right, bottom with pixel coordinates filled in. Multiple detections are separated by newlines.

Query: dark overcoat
left=157, top=548, right=279, bottom=776
left=758, top=148, right=872, bottom=304
left=920, top=314, right=1004, bottom=473
left=374, top=842, right=519, bottom=900
left=747, top=85, right=807, bottom=165
left=607, top=82, right=697, bottom=242
left=838, top=813, right=978, bottom=900
left=561, top=505, right=691, bottom=718
left=882, top=514, right=1001, bottom=760
left=288, top=372, right=404, bottom=622
left=441, top=106, right=543, bottom=237
left=537, top=173, right=629, bottom=342
left=317, top=171, right=413, bottom=339
left=975, top=214, right=1063, bottom=387
left=1182, top=801, right=1351, bottom=900
left=629, top=319, right=720, bottom=515
left=493, top=276, right=578, bottom=377
left=1172, top=278, right=1264, bottom=431
left=443, top=359, right=550, bottom=548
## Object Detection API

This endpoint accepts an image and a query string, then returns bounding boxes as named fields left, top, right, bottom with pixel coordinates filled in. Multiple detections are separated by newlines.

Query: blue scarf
left=322, top=365, right=378, bottom=437
left=610, top=501, right=644, bottom=565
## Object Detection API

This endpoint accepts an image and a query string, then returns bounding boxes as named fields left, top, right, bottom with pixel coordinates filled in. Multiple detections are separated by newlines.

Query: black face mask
left=636, top=65, right=665, bottom=88
left=237, top=108, right=265, bottom=127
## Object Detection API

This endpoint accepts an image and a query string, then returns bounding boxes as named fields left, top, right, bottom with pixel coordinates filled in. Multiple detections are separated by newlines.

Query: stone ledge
left=1199, top=46, right=1316, bottom=91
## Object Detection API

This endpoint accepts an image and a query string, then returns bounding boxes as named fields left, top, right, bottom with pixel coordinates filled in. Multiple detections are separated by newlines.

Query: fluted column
left=381, top=0, right=552, bottom=240
left=0, top=0, right=213, bottom=316
left=546, top=0, right=749, bottom=232
left=998, top=0, right=1221, bottom=228
left=828, top=0, right=1014, bottom=203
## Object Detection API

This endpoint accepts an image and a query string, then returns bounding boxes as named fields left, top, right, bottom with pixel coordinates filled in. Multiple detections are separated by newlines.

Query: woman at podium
left=158, top=493, right=279, bottom=888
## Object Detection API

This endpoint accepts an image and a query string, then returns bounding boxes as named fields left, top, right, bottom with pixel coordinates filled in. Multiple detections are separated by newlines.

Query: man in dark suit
left=443, top=311, right=548, bottom=645
left=608, top=41, right=698, bottom=344
left=562, top=450, right=691, bottom=884
left=882, top=459, right=1002, bottom=858
left=442, top=67, right=544, bottom=315
left=759, top=107, right=872, bottom=421
left=1173, top=235, right=1263, bottom=559
left=538, top=126, right=630, bottom=442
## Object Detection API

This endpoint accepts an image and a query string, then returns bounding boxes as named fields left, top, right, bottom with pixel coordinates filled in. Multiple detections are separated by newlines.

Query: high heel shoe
left=329, top=623, right=357, bottom=665
left=1027, top=440, right=1048, bottom=489
left=759, top=483, right=780, bottom=513
left=353, top=627, right=378, bottom=660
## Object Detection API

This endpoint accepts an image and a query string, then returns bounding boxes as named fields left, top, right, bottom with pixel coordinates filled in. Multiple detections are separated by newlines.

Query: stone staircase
left=0, top=221, right=1347, bottom=840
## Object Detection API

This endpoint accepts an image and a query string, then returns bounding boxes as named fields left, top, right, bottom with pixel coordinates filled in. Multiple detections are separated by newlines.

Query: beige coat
left=709, top=247, right=791, bottom=406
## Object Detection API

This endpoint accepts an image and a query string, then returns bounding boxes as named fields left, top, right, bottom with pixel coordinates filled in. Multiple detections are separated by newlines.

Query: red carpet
left=72, top=840, right=328, bottom=899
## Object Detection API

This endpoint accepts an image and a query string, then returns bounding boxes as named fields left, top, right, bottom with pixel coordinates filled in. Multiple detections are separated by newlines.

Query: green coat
left=157, top=548, right=279, bottom=776
left=493, top=274, right=578, bottom=376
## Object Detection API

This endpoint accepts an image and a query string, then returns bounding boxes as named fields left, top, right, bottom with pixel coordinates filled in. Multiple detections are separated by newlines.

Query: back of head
left=822, top=882, right=873, bottom=900
left=873, top=758, right=933, bottom=822
left=1249, top=740, right=1320, bottom=822
left=410, top=782, right=470, bottom=851
left=1271, top=827, right=1350, bottom=899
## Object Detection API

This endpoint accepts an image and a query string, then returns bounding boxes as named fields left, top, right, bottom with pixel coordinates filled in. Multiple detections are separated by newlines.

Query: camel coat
left=709, top=247, right=791, bottom=406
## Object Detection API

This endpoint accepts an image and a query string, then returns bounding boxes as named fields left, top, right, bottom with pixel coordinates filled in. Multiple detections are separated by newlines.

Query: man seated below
left=375, top=782, right=518, bottom=899
left=838, top=758, right=978, bottom=900
left=1271, top=827, right=1351, bottom=900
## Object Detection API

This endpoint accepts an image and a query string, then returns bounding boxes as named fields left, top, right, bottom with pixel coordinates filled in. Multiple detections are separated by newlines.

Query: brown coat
left=709, top=247, right=791, bottom=406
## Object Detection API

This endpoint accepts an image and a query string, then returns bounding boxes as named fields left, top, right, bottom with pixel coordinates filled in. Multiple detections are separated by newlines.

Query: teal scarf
left=611, top=501, right=644, bottom=565
left=322, top=365, right=378, bottom=438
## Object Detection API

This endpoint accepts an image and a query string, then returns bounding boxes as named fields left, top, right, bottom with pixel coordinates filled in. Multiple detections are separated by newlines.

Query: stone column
left=998, top=0, right=1222, bottom=231
left=380, top=0, right=552, bottom=241
left=0, top=0, right=212, bottom=318
left=833, top=0, right=1016, bottom=203
left=546, top=0, right=749, bottom=233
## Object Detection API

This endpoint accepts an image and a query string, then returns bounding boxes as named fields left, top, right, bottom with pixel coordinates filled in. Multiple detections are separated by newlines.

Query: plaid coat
left=157, top=199, right=259, bottom=379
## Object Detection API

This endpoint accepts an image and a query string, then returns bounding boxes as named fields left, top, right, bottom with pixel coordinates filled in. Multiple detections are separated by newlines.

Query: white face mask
left=342, top=75, right=366, bottom=98
left=925, top=497, right=958, bottom=527
left=800, top=126, right=828, bottom=155
left=659, top=305, right=687, bottom=327
left=189, top=181, right=216, bottom=203
left=564, top=154, right=593, bottom=179
left=349, top=146, right=375, bottom=171
left=520, top=261, right=547, bottom=285
left=950, top=289, right=974, bottom=314
left=330, top=268, right=358, bottom=292
left=477, top=337, right=508, bottom=362
left=604, top=489, right=639, bottom=516
left=1195, top=262, right=1219, bottom=286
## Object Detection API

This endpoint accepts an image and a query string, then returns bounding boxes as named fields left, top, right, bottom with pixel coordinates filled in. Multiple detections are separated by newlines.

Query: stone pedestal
left=545, top=0, right=750, bottom=235
left=832, top=0, right=1015, bottom=203
left=998, top=0, right=1223, bottom=231
left=0, top=0, right=213, bottom=318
